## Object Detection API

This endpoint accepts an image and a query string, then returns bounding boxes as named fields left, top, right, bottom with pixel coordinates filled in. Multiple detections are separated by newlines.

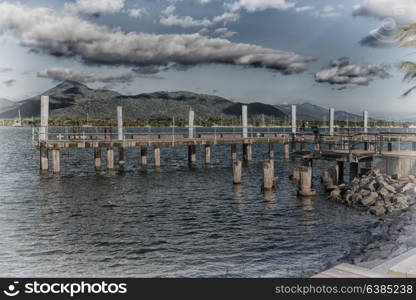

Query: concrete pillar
left=350, top=162, right=358, bottom=182
left=94, top=148, right=101, bottom=169
left=268, top=144, right=274, bottom=159
left=262, top=160, right=274, bottom=190
left=343, top=142, right=349, bottom=151
left=204, top=145, right=211, bottom=164
left=231, top=144, right=237, bottom=161
left=154, top=147, right=161, bottom=168
left=188, top=109, right=194, bottom=139
left=314, top=143, right=320, bottom=151
left=291, top=104, right=297, bottom=135
left=243, top=144, right=252, bottom=161
left=233, top=160, right=242, bottom=184
left=40, top=95, right=49, bottom=141
left=283, top=143, right=289, bottom=159
left=329, top=108, right=335, bottom=136
left=107, top=148, right=114, bottom=170
left=118, top=147, right=125, bottom=166
left=141, top=147, right=148, bottom=167
left=117, top=106, right=123, bottom=140
left=188, top=145, right=196, bottom=163
left=242, top=105, right=248, bottom=138
left=298, top=166, right=316, bottom=196
left=40, top=146, right=48, bottom=171
left=337, top=161, right=344, bottom=184
left=363, top=111, right=368, bottom=134
left=291, top=167, right=300, bottom=181
left=52, top=149, right=60, bottom=173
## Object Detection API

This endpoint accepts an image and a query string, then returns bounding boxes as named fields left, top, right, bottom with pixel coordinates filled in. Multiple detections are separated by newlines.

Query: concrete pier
left=329, top=108, right=335, bottom=136
left=141, top=147, right=148, bottom=167
left=188, top=145, right=196, bottom=163
left=363, top=111, right=368, bottom=134
left=154, top=147, right=161, bottom=168
left=243, top=144, right=252, bottom=161
left=188, top=109, right=194, bottom=139
left=204, top=145, right=211, bottom=164
left=117, top=106, right=123, bottom=140
left=231, top=144, right=237, bottom=161
left=233, top=160, right=242, bottom=184
left=291, top=104, right=296, bottom=135
left=94, top=148, right=101, bottom=169
left=298, top=166, right=316, bottom=196
left=242, top=105, right=248, bottom=138
left=262, top=160, right=274, bottom=190
left=107, top=148, right=114, bottom=170
left=52, top=149, right=60, bottom=173
left=40, top=96, right=49, bottom=141
left=40, top=146, right=48, bottom=171
left=283, top=143, right=290, bottom=159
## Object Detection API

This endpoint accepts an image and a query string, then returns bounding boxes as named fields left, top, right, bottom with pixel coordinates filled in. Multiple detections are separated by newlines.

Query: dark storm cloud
left=0, top=3, right=313, bottom=74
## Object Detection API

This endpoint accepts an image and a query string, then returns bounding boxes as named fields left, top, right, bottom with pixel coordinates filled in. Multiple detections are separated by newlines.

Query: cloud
left=353, top=0, right=416, bottom=23
left=228, top=0, right=295, bottom=12
left=65, top=0, right=125, bottom=15
left=359, top=23, right=400, bottom=47
left=315, top=58, right=391, bottom=86
left=213, top=27, right=237, bottom=38
left=160, top=6, right=239, bottom=28
left=0, top=3, right=313, bottom=74
left=3, top=79, right=15, bottom=87
left=37, top=68, right=135, bottom=84
left=295, top=6, right=314, bottom=13
left=132, top=65, right=165, bottom=74
left=0, top=67, right=12, bottom=72
left=128, top=8, right=146, bottom=18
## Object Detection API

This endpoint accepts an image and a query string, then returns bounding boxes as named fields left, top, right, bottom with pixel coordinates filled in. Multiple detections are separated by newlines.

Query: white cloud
left=315, top=58, right=391, bottom=86
left=213, top=27, right=237, bottom=38
left=37, top=68, right=135, bottom=83
left=295, top=6, right=314, bottom=13
left=128, top=8, right=146, bottom=18
left=228, top=0, right=295, bottom=12
left=353, top=0, right=416, bottom=23
left=0, top=2, right=313, bottom=74
left=65, top=0, right=125, bottom=15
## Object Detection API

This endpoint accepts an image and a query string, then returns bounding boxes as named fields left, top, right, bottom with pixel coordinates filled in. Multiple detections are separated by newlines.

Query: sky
left=0, top=0, right=416, bottom=119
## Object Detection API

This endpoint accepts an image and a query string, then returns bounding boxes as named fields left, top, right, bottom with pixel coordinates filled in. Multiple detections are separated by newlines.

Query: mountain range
left=0, top=81, right=367, bottom=122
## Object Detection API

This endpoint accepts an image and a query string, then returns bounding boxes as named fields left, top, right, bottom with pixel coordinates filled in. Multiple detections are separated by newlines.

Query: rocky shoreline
left=324, top=169, right=416, bottom=216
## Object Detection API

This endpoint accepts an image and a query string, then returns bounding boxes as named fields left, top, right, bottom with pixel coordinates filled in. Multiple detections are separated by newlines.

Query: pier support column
left=314, top=143, right=320, bottom=151
left=141, top=147, right=148, bottom=167
left=363, top=111, right=368, bottom=134
left=107, top=148, right=114, bottom=170
left=188, top=109, right=194, bottom=139
left=268, top=144, right=274, bottom=160
left=262, top=160, right=274, bottom=190
left=118, top=147, right=125, bottom=166
left=329, top=108, right=335, bottom=136
left=243, top=144, right=252, bottom=161
left=40, top=146, right=49, bottom=171
left=350, top=162, right=358, bottom=182
left=298, top=166, right=316, bottom=196
left=337, top=161, right=344, bottom=184
left=188, top=145, right=196, bottom=163
left=242, top=105, right=248, bottom=138
left=117, top=106, right=123, bottom=140
left=231, top=144, right=237, bottom=161
left=40, top=95, right=49, bottom=142
left=343, top=142, right=349, bottom=151
left=291, top=104, right=297, bottom=135
left=204, top=145, right=211, bottom=164
left=283, top=143, right=289, bottom=159
left=52, top=149, right=60, bottom=173
left=94, top=148, right=101, bottom=169
left=233, top=160, right=242, bottom=184
left=154, top=147, right=161, bottom=168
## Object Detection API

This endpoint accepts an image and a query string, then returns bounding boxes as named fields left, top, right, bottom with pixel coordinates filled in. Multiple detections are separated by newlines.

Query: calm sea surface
left=0, top=127, right=413, bottom=277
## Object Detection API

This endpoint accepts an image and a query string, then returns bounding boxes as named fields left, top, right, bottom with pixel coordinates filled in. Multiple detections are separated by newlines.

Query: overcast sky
left=0, top=0, right=416, bottom=118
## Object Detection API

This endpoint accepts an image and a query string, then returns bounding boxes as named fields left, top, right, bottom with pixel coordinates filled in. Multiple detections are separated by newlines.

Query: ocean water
left=0, top=127, right=411, bottom=277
